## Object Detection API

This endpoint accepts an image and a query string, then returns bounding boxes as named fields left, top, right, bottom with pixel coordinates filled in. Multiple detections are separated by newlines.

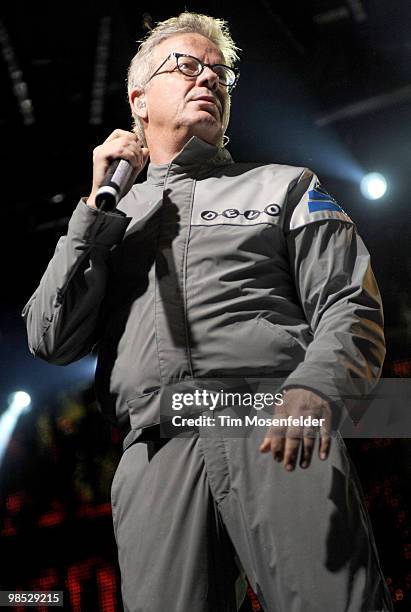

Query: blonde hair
left=127, top=11, right=241, bottom=148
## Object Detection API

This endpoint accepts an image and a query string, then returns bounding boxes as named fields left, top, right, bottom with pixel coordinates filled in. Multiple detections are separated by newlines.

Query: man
left=22, top=11, right=393, bottom=612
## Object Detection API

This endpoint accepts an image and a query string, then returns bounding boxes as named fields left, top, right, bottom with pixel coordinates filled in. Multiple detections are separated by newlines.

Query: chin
left=193, top=131, right=221, bottom=146
left=190, top=122, right=222, bottom=146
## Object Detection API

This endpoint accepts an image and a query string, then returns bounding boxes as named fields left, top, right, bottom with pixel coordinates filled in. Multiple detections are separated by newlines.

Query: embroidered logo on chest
left=199, top=203, right=281, bottom=223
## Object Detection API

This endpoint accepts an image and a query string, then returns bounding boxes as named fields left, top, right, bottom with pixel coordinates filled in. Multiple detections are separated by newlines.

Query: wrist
left=85, top=191, right=98, bottom=209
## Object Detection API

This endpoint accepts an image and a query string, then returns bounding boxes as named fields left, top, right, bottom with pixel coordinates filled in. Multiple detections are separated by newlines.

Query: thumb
left=259, top=436, right=271, bottom=453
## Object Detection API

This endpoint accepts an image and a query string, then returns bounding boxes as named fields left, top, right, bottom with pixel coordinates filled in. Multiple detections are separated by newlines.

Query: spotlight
left=0, top=391, right=32, bottom=465
left=9, top=391, right=31, bottom=411
left=360, top=173, right=387, bottom=200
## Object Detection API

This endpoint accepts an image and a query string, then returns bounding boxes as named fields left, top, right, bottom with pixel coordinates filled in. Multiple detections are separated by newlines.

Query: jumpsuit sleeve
left=21, top=199, right=131, bottom=365
left=280, top=169, right=386, bottom=427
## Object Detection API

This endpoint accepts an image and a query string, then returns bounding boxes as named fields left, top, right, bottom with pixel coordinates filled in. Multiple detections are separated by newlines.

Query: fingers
left=259, top=425, right=285, bottom=462
left=104, top=128, right=139, bottom=143
left=283, top=435, right=301, bottom=471
left=299, top=432, right=316, bottom=468
left=88, top=129, right=149, bottom=203
left=93, top=135, right=147, bottom=170
left=259, top=424, right=332, bottom=471
left=263, top=424, right=303, bottom=471
left=319, top=427, right=331, bottom=461
left=104, top=129, right=149, bottom=163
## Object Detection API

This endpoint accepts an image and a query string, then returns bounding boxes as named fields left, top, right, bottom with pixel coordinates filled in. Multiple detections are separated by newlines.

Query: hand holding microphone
left=87, top=129, right=150, bottom=211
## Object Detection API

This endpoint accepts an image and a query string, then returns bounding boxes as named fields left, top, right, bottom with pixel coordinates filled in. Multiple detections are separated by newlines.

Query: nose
left=196, top=65, right=220, bottom=92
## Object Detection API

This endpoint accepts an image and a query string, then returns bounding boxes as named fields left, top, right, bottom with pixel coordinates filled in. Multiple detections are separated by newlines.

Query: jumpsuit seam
left=220, top=437, right=231, bottom=501
left=197, top=437, right=239, bottom=611
left=182, top=177, right=197, bottom=380
left=153, top=167, right=172, bottom=386
left=141, top=449, right=163, bottom=612
left=198, top=437, right=232, bottom=505
left=153, top=229, right=165, bottom=385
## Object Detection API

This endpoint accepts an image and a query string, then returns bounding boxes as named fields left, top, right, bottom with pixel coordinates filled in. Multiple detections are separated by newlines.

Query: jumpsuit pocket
left=254, top=317, right=301, bottom=346
left=252, top=316, right=307, bottom=366
left=126, top=389, right=161, bottom=430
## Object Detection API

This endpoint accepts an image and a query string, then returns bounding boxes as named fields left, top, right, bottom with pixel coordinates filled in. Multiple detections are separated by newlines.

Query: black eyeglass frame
left=146, top=52, right=240, bottom=93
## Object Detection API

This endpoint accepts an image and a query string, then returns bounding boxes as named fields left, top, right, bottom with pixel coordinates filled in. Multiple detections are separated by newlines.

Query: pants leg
left=197, top=422, right=393, bottom=612
left=110, top=430, right=239, bottom=612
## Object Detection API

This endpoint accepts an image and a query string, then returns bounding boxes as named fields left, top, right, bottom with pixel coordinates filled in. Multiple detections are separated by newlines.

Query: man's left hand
left=259, top=388, right=333, bottom=471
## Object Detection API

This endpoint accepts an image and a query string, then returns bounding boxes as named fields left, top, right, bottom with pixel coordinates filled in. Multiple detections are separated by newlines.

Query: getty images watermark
left=155, top=378, right=411, bottom=438
left=170, top=389, right=325, bottom=429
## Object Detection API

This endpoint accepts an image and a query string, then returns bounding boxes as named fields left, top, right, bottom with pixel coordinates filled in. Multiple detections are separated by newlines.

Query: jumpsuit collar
left=146, top=135, right=234, bottom=185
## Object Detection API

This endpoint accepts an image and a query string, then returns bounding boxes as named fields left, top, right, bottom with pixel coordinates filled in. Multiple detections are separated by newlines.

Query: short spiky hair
left=127, top=11, right=241, bottom=147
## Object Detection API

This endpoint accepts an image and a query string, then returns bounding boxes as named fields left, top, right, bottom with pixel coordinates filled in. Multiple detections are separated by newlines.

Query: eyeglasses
left=146, top=52, right=240, bottom=93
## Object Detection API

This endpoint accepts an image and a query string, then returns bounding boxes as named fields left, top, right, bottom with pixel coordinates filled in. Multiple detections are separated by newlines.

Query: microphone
left=95, top=158, right=134, bottom=212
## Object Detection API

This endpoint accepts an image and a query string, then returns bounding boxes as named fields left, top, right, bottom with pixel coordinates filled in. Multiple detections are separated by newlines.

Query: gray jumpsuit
left=22, top=135, right=393, bottom=611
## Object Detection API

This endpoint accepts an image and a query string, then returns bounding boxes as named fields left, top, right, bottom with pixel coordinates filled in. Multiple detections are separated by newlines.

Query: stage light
left=360, top=173, right=387, bottom=200
left=0, top=391, right=32, bottom=466
left=10, top=391, right=31, bottom=411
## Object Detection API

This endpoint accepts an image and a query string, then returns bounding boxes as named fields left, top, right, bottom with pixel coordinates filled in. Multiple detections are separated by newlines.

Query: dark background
left=0, top=1, right=410, bottom=610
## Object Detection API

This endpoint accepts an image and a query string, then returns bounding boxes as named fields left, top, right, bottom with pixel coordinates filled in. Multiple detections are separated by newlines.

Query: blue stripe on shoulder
left=308, top=201, right=344, bottom=213
left=308, top=189, right=336, bottom=202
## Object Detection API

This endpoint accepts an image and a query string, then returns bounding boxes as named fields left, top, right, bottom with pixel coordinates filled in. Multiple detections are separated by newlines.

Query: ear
left=129, top=88, right=148, bottom=120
